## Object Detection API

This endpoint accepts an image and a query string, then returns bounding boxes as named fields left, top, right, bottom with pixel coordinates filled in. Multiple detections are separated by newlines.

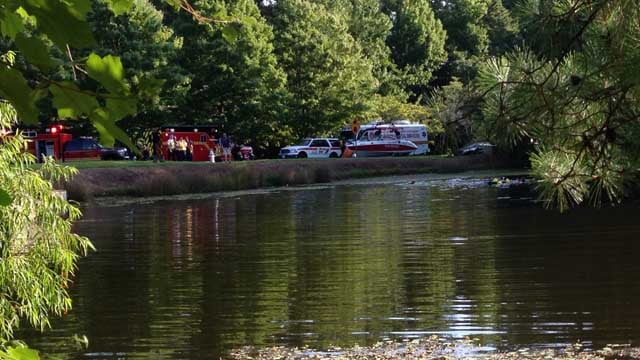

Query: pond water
left=22, top=174, right=640, bottom=359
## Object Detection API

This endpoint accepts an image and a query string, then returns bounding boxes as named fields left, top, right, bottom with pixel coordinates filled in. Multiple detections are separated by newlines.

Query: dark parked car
left=63, top=137, right=130, bottom=161
left=455, top=142, right=495, bottom=156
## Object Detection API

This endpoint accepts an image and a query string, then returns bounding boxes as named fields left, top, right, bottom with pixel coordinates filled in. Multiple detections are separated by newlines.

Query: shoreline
left=65, top=154, right=516, bottom=201
left=229, top=338, right=640, bottom=359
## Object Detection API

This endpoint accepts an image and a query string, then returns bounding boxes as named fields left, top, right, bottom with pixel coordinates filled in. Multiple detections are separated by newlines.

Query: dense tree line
left=2, top=0, right=517, bottom=155
left=2, top=0, right=640, bottom=207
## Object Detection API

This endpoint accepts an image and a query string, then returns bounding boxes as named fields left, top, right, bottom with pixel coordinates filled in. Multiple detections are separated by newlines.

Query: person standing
left=167, top=134, right=176, bottom=161
left=177, top=137, right=187, bottom=161
left=152, top=129, right=163, bottom=162
left=186, top=138, right=193, bottom=161
left=220, top=133, right=231, bottom=161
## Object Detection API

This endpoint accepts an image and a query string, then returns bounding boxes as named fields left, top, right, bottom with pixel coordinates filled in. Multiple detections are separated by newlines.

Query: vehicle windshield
left=295, top=139, right=312, bottom=146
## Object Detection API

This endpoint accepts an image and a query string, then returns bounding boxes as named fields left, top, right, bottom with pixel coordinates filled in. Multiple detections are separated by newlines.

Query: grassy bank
left=65, top=154, right=509, bottom=201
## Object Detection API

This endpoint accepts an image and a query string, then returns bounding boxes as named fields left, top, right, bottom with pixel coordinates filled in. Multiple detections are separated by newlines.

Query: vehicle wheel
left=298, top=152, right=308, bottom=158
left=329, top=152, right=338, bottom=158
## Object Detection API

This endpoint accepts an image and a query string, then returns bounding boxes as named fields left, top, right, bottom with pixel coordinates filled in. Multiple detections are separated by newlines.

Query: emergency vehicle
left=19, top=124, right=129, bottom=162
left=279, top=138, right=342, bottom=158
left=160, top=125, right=218, bottom=161
left=24, top=124, right=72, bottom=161
left=342, top=120, right=430, bottom=155
left=160, top=125, right=255, bottom=161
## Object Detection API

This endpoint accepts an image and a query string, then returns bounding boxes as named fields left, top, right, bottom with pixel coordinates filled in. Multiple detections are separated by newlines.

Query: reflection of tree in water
left=26, top=184, right=640, bottom=358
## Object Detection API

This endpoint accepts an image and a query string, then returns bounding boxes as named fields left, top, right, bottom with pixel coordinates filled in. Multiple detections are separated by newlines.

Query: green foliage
left=0, top=67, right=39, bottom=124
left=74, top=0, right=187, bottom=142
left=272, top=0, right=377, bottom=138
left=0, top=345, right=40, bottom=360
left=0, top=188, right=11, bottom=206
left=368, top=94, right=437, bottom=130
left=429, top=0, right=519, bottom=87
left=49, top=82, right=100, bottom=120
left=426, top=78, right=478, bottom=153
left=86, top=53, right=128, bottom=95
left=0, top=0, right=148, bottom=151
left=14, top=33, right=56, bottom=70
left=0, top=102, right=94, bottom=344
left=317, top=0, right=404, bottom=97
left=477, top=0, right=640, bottom=210
left=387, top=0, right=447, bottom=94
left=108, top=0, right=135, bottom=15
left=17, top=0, right=96, bottom=49
left=173, top=0, right=287, bottom=153
left=433, top=0, right=518, bottom=57
left=0, top=11, right=25, bottom=40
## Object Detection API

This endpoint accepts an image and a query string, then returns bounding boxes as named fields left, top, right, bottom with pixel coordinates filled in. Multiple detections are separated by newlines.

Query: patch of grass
left=66, top=160, right=211, bottom=169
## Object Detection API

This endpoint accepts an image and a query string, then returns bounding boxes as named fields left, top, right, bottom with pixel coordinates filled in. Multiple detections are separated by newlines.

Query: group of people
left=151, top=130, right=193, bottom=162
left=150, top=129, right=234, bottom=163
left=166, top=136, right=194, bottom=161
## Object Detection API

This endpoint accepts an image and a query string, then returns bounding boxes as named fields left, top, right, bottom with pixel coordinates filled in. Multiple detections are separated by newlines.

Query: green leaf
left=6, top=346, right=40, bottom=360
left=15, top=33, right=55, bottom=70
left=0, top=10, right=25, bottom=40
left=49, top=82, right=99, bottom=119
left=163, top=0, right=182, bottom=10
left=62, top=0, right=92, bottom=20
left=106, top=96, right=137, bottom=122
left=22, top=0, right=95, bottom=48
left=86, top=53, right=128, bottom=95
left=0, top=67, right=38, bottom=124
left=241, top=15, right=258, bottom=28
left=0, top=188, right=12, bottom=207
left=221, top=23, right=239, bottom=43
left=90, top=108, right=140, bottom=155
left=106, top=0, right=134, bottom=16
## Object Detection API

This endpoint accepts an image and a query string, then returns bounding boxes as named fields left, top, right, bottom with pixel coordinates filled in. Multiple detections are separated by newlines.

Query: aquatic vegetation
left=229, top=337, right=640, bottom=360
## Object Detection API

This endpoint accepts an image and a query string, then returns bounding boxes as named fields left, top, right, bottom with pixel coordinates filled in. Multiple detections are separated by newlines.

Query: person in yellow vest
left=177, top=137, right=188, bottom=161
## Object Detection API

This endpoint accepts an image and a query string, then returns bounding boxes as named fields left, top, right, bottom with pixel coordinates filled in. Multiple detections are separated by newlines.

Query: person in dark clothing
left=220, top=133, right=231, bottom=161
left=152, top=129, right=163, bottom=162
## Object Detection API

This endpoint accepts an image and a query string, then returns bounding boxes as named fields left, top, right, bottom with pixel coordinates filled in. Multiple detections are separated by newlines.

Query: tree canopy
left=477, top=0, right=640, bottom=210
left=2, top=0, right=640, bottom=207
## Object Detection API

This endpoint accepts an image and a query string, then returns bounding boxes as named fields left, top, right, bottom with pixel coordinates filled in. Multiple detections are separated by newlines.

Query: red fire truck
left=160, top=125, right=255, bottom=161
left=24, top=124, right=73, bottom=162
left=20, top=124, right=130, bottom=162
left=160, top=125, right=219, bottom=161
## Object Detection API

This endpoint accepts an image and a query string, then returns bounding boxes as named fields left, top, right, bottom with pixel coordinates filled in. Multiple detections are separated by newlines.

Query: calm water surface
left=23, top=174, right=640, bottom=359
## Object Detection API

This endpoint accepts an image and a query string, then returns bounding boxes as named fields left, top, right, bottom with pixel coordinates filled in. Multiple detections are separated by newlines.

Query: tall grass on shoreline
left=66, top=155, right=502, bottom=201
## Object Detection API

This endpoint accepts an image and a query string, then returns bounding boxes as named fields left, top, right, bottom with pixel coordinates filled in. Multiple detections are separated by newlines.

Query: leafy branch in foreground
left=0, top=101, right=94, bottom=353
left=476, top=0, right=640, bottom=211
left=0, top=0, right=239, bottom=151
left=0, top=0, right=144, bottom=151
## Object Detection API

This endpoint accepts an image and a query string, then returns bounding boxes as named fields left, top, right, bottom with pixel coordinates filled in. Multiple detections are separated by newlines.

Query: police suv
left=279, top=138, right=342, bottom=159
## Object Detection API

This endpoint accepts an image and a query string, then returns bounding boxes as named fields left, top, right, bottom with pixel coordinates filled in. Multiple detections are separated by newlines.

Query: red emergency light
left=47, top=124, right=65, bottom=134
